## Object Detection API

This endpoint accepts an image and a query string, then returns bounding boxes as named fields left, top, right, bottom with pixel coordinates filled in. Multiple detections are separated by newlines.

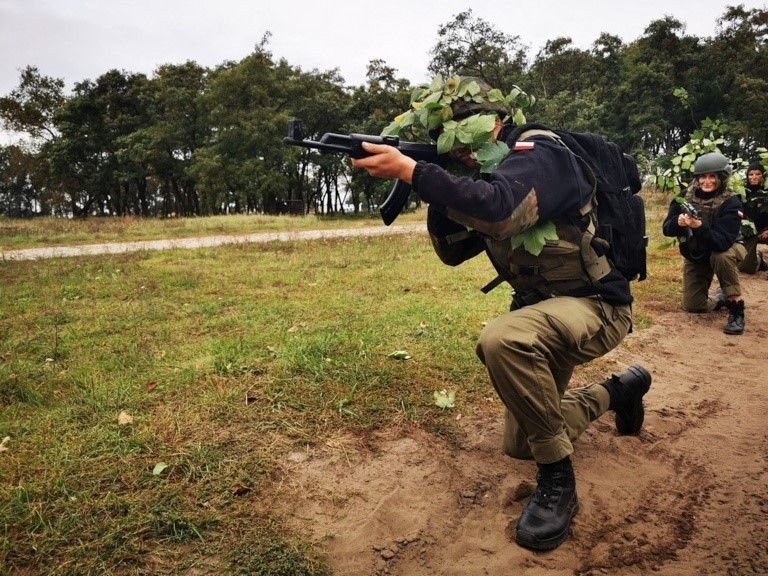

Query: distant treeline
left=1, top=6, right=767, bottom=218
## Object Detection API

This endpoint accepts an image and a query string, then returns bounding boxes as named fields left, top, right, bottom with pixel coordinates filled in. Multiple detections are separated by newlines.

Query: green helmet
left=693, top=152, right=732, bottom=176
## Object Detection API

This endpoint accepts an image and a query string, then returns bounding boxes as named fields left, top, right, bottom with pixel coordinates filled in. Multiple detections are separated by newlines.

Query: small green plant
left=655, top=118, right=731, bottom=193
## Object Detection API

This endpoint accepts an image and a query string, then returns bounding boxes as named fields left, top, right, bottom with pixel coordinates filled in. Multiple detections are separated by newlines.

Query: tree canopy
left=2, top=5, right=768, bottom=217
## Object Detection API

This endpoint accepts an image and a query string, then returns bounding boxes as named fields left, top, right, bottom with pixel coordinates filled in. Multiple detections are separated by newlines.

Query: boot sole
left=615, top=365, right=652, bottom=435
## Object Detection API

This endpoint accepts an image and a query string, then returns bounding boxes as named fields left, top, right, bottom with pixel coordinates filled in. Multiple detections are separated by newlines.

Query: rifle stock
left=283, top=119, right=446, bottom=225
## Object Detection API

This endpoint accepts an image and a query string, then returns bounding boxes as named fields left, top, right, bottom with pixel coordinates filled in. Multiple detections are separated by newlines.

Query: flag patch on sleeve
left=513, top=141, right=535, bottom=151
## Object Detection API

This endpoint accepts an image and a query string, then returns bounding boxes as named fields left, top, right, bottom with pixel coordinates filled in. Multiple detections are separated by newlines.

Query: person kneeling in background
left=737, top=160, right=768, bottom=275
left=662, top=152, right=746, bottom=335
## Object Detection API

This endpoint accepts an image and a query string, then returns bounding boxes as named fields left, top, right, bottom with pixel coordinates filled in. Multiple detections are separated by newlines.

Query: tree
left=0, top=144, right=48, bottom=216
left=709, top=6, right=768, bottom=157
left=45, top=69, right=152, bottom=216
left=526, top=37, right=605, bottom=132
left=344, top=60, right=414, bottom=213
left=142, top=61, right=209, bottom=216
left=427, top=9, right=528, bottom=91
left=610, top=17, right=704, bottom=154
left=0, top=66, right=65, bottom=143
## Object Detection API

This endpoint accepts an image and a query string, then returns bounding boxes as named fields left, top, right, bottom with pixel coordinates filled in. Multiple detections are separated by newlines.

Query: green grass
left=0, top=193, right=682, bottom=575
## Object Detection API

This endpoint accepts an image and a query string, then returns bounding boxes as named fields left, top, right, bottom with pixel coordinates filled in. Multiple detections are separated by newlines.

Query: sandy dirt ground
left=7, top=227, right=766, bottom=575
left=276, top=271, right=768, bottom=576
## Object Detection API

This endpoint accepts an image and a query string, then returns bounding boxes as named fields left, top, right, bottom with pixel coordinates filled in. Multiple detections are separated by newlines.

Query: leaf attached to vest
left=510, top=221, right=558, bottom=256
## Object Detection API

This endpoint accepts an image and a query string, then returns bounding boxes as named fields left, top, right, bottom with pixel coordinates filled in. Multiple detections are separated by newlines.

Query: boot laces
left=533, top=472, right=568, bottom=511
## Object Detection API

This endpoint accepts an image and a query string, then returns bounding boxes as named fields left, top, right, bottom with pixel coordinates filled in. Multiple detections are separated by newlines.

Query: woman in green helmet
left=662, top=151, right=747, bottom=335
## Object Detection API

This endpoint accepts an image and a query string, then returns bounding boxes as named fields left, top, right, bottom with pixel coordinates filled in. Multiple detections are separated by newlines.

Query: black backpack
left=510, top=123, right=648, bottom=282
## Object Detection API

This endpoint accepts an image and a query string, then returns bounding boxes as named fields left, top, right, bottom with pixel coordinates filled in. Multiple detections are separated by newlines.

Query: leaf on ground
left=433, top=389, right=456, bottom=409
left=117, top=411, right=134, bottom=426
left=388, top=350, right=412, bottom=360
left=232, top=483, right=251, bottom=496
left=152, top=462, right=169, bottom=475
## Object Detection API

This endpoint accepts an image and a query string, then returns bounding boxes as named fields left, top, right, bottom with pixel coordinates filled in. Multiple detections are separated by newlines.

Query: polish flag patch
left=513, top=141, right=535, bottom=151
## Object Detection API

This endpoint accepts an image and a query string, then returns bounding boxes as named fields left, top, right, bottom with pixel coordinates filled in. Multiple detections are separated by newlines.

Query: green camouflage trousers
left=682, top=243, right=746, bottom=312
left=475, top=296, right=632, bottom=464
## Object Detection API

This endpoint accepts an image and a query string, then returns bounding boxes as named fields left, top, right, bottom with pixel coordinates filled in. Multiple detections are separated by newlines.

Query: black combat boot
left=515, top=458, right=579, bottom=551
left=724, top=300, right=745, bottom=335
left=601, top=365, right=652, bottom=435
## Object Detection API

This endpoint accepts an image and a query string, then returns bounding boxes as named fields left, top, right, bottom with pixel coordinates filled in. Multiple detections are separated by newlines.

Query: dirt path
left=276, top=271, right=768, bottom=576
left=0, top=223, right=426, bottom=261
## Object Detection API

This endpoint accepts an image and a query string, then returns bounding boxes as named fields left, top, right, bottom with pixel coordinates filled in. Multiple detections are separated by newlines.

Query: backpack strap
left=517, top=128, right=563, bottom=143
left=580, top=231, right=613, bottom=282
left=480, top=275, right=506, bottom=294
left=443, top=229, right=476, bottom=245
left=516, top=127, right=596, bottom=218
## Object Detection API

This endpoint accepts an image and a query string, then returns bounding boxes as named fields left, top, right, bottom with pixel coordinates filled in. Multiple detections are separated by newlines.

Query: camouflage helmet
left=693, top=152, right=732, bottom=176
left=381, top=75, right=534, bottom=158
left=449, top=77, right=510, bottom=120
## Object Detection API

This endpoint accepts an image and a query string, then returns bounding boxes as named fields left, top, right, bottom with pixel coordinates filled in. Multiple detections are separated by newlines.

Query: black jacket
left=412, top=124, right=632, bottom=307
left=662, top=187, right=742, bottom=261
left=743, top=184, right=768, bottom=233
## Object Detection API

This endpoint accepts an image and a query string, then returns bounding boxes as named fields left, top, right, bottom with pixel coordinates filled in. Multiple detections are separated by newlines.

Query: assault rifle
left=283, top=119, right=447, bottom=225
left=679, top=200, right=700, bottom=238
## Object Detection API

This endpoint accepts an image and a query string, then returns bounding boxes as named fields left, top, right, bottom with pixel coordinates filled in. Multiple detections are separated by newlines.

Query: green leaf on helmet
left=465, top=80, right=481, bottom=97
left=442, top=119, right=458, bottom=131
left=399, top=112, right=415, bottom=129
left=510, top=221, right=558, bottom=256
left=487, top=88, right=504, bottom=102
left=410, top=86, right=429, bottom=106
left=381, top=121, right=400, bottom=136
left=455, top=114, right=496, bottom=146
left=454, top=125, right=475, bottom=146
left=427, top=110, right=445, bottom=130
left=415, top=107, right=430, bottom=127
left=429, top=76, right=444, bottom=92
left=437, top=131, right=455, bottom=155
left=513, top=109, right=527, bottom=126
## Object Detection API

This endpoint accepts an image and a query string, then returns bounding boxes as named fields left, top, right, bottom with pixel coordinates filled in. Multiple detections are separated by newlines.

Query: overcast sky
left=0, top=0, right=766, bottom=96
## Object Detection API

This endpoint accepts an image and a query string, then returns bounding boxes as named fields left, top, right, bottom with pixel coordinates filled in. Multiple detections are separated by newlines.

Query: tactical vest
left=680, top=185, right=736, bottom=255
left=478, top=129, right=613, bottom=307
left=480, top=222, right=612, bottom=308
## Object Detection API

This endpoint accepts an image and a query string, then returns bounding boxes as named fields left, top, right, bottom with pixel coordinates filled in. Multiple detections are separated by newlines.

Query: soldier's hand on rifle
left=677, top=213, right=701, bottom=229
left=351, top=142, right=417, bottom=184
